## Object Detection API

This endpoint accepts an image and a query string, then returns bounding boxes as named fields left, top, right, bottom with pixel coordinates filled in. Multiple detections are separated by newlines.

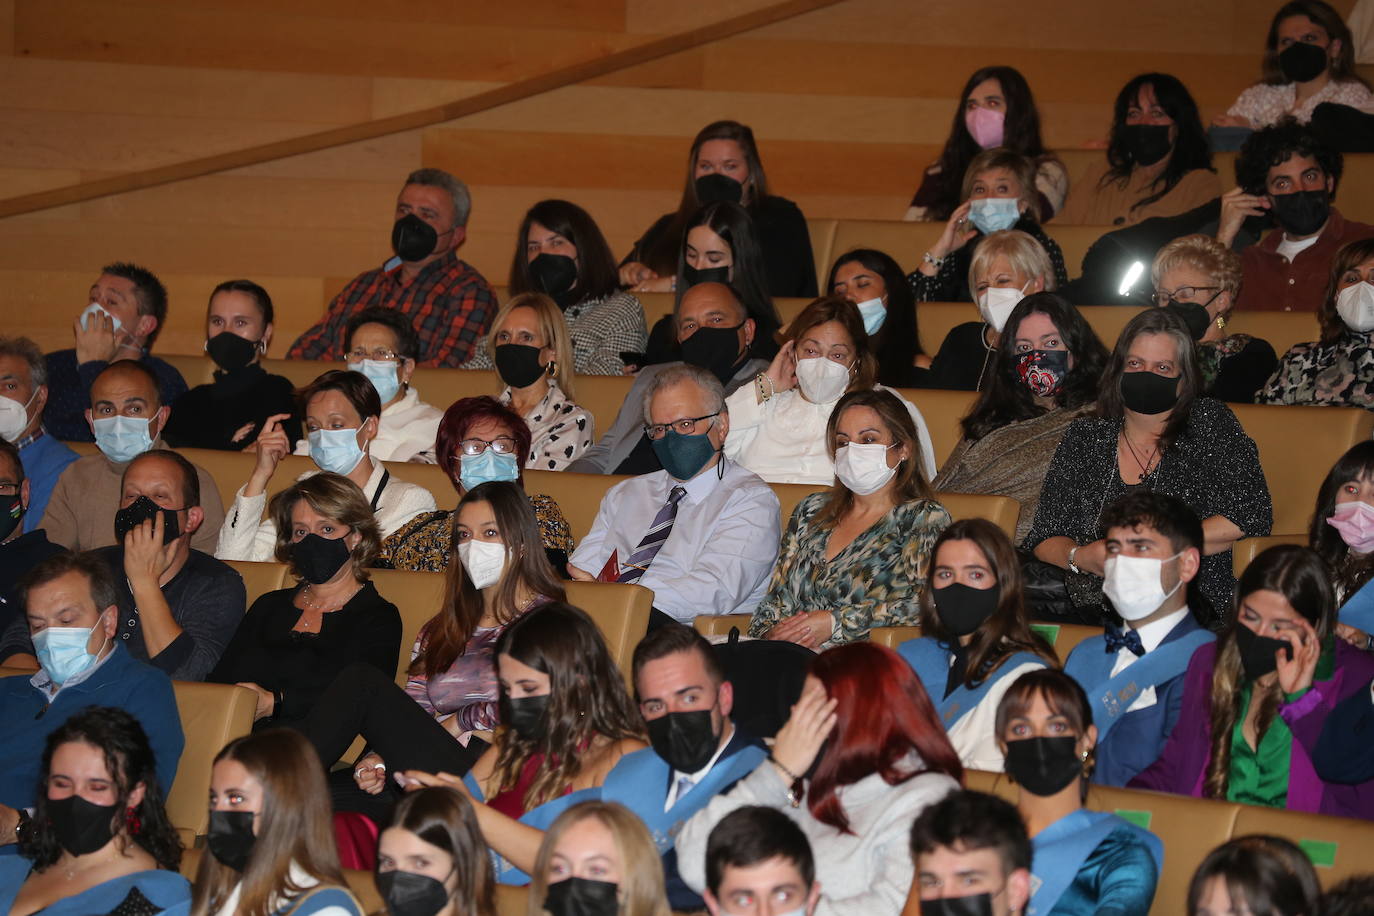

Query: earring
left=125, top=806, right=141, bottom=836
left=1215, top=314, right=1227, bottom=331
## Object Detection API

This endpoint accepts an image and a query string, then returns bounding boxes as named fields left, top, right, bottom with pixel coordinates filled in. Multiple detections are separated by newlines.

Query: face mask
left=1279, top=40, right=1328, bottom=83
left=684, top=264, right=732, bottom=287
left=308, top=427, right=366, bottom=475
left=1234, top=622, right=1296, bottom=682
left=292, top=533, right=352, bottom=585
left=1122, top=123, right=1172, bottom=167
left=1102, top=551, right=1183, bottom=622
left=34, top=623, right=107, bottom=685
left=459, top=449, right=521, bottom=491
left=0, top=495, right=23, bottom=542
left=977, top=286, right=1024, bottom=333
left=114, top=495, right=181, bottom=546
left=80, top=302, right=125, bottom=336
left=964, top=106, right=1005, bottom=149
left=47, top=794, right=117, bottom=857
left=1327, top=500, right=1374, bottom=553
left=206, top=809, right=256, bottom=871
left=920, top=893, right=995, bottom=916
left=1003, top=735, right=1081, bottom=797
left=1119, top=370, right=1179, bottom=415
left=680, top=324, right=745, bottom=383
left=1270, top=189, right=1330, bottom=237
left=1165, top=299, right=1212, bottom=340
left=1015, top=349, right=1070, bottom=398
left=855, top=297, right=886, bottom=335
left=651, top=427, right=718, bottom=481
left=348, top=358, right=402, bottom=405
left=495, top=344, right=547, bottom=389
left=795, top=356, right=852, bottom=404
left=530, top=253, right=579, bottom=305
left=695, top=173, right=743, bottom=204
left=647, top=709, right=720, bottom=773
left=833, top=442, right=898, bottom=495
left=968, top=197, right=1020, bottom=235
left=459, top=538, right=508, bottom=590
left=92, top=415, right=155, bottom=465
left=544, top=877, right=621, bottom=916
left=377, top=870, right=450, bottom=916
left=933, top=583, right=1001, bottom=638
left=205, top=332, right=259, bottom=372
left=392, top=214, right=438, bottom=263
left=1336, top=282, right=1374, bottom=333
left=0, top=388, right=38, bottom=442
left=504, top=693, right=549, bottom=741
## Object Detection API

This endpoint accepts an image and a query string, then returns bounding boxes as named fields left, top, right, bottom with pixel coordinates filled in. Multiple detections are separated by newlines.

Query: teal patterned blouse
left=747, top=492, right=951, bottom=646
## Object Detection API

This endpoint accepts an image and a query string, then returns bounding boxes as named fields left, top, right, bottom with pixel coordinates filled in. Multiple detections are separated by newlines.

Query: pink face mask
left=965, top=106, right=1005, bottom=149
left=1327, top=500, right=1374, bottom=553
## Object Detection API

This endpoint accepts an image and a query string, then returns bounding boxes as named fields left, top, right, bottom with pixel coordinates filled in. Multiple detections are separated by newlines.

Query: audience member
left=0, top=708, right=188, bottom=915
left=905, top=789, right=1032, bottom=916
left=217, top=369, right=435, bottom=561
left=620, top=120, right=817, bottom=299
left=288, top=168, right=496, bottom=366
left=725, top=297, right=936, bottom=482
left=677, top=643, right=963, bottom=916
left=193, top=729, right=363, bottom=915
left=0, top=439, right=63, bottom=638
left=1321, top=873, right=1374, bottom=915
left=1062, top=492, right=1215, bottom=786
left=900, top=520, right=1058, bottom=771
left=1059, top=74, right=1219, bottom=226
left=906, top=66, right=1067, bottom=222
left=828, top=249, right=930, bottom=387
left=997, top=670, right=1163, bottom=915
left=0, top=337, right=76, bottom=530
left=934, top=294, right=1109, bottom=542
left=208, top=473, right=401, bottom=729
left=1309, top=441, right=1374, bottom=604
left=1187, top=835, right=1321, bottom=916
left=569, top=364, right=780, bottom=625
left=162, top=279, right=303, bottom=451
left=529, top=801, right=671, bottom=916
left=375, top=787, right=495, bottom=916
left=1132, top=545, right=1374, bottom=817
left=1025, top=308, right=1273, bottom=624
left=42, top=360, right=224, bottom=553
left=749, top=389, right=949, bottom=647
left=702, top=807, right=819, bottom=916
left=44, top=263, right=188, bottom=444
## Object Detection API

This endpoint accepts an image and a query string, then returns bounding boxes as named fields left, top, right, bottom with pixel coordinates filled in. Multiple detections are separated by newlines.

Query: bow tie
left=1104, top=627, right=1145, bottom=658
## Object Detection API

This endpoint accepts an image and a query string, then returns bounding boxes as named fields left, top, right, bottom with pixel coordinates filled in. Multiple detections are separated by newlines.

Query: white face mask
left=459, top=538, right=508, bottom=590
left=1337, top=281, right=1374, bottom=333
left=854, top=297, right=886, bottom=335
left=1102, top=551, right=1184, bottom=622
left=976, top=284, right=1027, bottom=333
left=80, top=302, right=125, bottom=336
left=0, top=388, right=38, bottom=443
left=795, top=356, right=852, bottom=404
left=833, top=442, right=898, bottom=495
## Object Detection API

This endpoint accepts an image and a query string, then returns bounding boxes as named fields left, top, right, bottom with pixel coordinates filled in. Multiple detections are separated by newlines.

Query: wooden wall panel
left=99, top=0, right=628, bottom=32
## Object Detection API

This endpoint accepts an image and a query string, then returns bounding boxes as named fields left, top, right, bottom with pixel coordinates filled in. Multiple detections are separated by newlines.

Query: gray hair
left=0, top=336, right=47, bottom=388
left=405, top=168, right=472, bottom=227
left=642, top=364, right=727, bottom=426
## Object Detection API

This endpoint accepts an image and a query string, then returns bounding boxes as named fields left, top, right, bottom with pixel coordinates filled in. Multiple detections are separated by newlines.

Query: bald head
left=87, top=359, right=168, bottom=443
left=677, top=282, right=748, bottom=331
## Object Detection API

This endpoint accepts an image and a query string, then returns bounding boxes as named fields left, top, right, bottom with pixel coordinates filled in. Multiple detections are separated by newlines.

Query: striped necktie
left=618, top=486, right=687, bottom=584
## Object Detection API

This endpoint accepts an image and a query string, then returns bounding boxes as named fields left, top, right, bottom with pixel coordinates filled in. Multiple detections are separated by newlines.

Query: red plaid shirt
left=288, top=250, right=497, bottom=366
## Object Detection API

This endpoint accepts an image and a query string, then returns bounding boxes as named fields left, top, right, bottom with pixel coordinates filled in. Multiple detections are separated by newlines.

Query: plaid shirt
left=288, top=250, right=496, bottom=366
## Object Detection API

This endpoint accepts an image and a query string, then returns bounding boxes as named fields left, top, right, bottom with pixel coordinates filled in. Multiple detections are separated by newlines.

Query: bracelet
left=768, top=756, right=804, bottom=808
left=755, top=373, right=775, bottom=403
left=1067, top=545, right=1081, bottom=576
left=922, top=250, right=944, bottom=268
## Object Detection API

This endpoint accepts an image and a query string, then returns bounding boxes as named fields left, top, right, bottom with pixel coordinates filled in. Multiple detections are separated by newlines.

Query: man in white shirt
left=1063, top=491, right=1215, bottom=786
left=567, top=363, right=779, bottom=625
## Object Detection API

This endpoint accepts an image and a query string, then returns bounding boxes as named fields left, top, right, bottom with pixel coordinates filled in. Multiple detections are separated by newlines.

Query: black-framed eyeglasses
left=643, top=412, right=719, bottom=441
left=1152, top=286, right=1221, bottom=308
left=458, top=436, right=519, bottom=457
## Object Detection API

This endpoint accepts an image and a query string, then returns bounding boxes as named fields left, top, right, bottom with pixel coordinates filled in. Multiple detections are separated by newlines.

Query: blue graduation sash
left=1028, top=809, right=1163, bottom=916
left=465, top=770, right=603, bottom=885
left=898, top=637, right=1043, bottom=730
left=1339, top=576, right=1374, bottom=632
left=1064, top=627, right=1213, bottom=743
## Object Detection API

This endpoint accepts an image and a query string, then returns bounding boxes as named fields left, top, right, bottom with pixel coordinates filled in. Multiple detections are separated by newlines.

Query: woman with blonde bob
left=527, top=801, right=670, bottom=916
left=375, top=786, right=496, bottom=916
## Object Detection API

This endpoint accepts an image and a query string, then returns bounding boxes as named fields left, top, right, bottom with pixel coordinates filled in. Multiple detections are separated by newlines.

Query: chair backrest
left=899, top=388, right=978, bottom=468
left=497, top=883, right=531, bottom=916
left=693, top=614, right=752, bottom=637
left=963, top=768, right=1016, bottom=801
left=564, top=581, right=654, bottom=688
left=524, top=470, right=630, bottom=541
left=1230, top=804, right=1374, bottom=890
left=1232, top=533, right=1309, bottom=578
left=227, top=559, right=289, bottom=605
left=868, top=625, right=922, bottom=649
left=1027, top=622, right=1103, bottom=662
left=369, top=567, right=449, bottom=683
left=164, top=681, right=258, bottom=838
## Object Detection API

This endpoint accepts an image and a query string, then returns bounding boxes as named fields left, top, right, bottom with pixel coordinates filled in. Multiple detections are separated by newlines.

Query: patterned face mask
left=1014, top=349, right=1070, bottom=397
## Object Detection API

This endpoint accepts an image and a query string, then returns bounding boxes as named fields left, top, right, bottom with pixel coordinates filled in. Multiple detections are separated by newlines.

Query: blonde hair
left=485, top=292, right=577, bottom=399
left=967, top=230, right=1056, bottom=296
left=268, top=472, right=381, bottom=582
left=527, top=802, right=671, bottom=916
left=961, top=148, right=1040, bottom=221
left=1151, top=234, right=1243, bottom=311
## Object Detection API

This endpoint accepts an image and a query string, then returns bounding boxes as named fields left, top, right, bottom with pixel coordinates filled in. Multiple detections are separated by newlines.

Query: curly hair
left=1151, top=234, right=1243, bottom=307
left=1234, top=119, right=1342, bottom=197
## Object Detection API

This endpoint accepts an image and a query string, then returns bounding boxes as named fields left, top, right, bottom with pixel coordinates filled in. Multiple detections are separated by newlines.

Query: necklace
left=299, top=582, right=360, bottom=613
left=1120, top=430, right=1160, bottom=483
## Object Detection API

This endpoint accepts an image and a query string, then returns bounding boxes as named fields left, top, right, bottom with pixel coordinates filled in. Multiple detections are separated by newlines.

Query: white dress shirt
left=569, top=459, right=780, bottom=622
left=292, top=387, right=443, bottom=464
left=1108, top=606, right=1191, bottom=713
left=723, top=384, right=937, bottom=485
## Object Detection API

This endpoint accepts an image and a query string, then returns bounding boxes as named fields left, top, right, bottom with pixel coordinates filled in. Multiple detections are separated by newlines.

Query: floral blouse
left=1255, top=331, right=1374, bottom=409
left=1227, top=79, right=1374, bottom=128
left=747, top=492, right=951, bottom=647
left=376, top=493, right=575, bottom=571
left=498, top=380, right=594, bottom=471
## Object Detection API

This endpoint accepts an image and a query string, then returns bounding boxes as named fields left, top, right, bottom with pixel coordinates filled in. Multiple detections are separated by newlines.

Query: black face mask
left=1121, top=123, right=1172, bottom=167
left=206, top=809, right=256, bottom=872
left=1165, top=300, right=1212, bottom=341
left=683, top=264, right=731, bottom=288
left=1279, top=40, right=1329, bottom=83
left=495, top=344, right=547, bottom=389
left=1004, top=736, right=1081, bottom=797
left=114, top=495, right=182, bottom=546
left=1119, top=370, right=1179, bottom=415
left=504, top=693, right=549, bottom=741
left=680, top=323, right=746, bottom=383
left=647, top=709, right=720, bottom=774
left=544, top=877, right=621, bottom=916
left=920, top=893, right=995, bottom=916
left=932, top=583, right=1001, bottom=638
left=1234, top=623, right=1296, bottom=682
left=1270, top=189, right=1330, bottom=237
left=47, top=795, right=118, bottom=857
left=529, top=254, right=579, bottom=307
left=206, top=332, right=259, bottom=372
left=694, top=173, right=744, bottom=204
left=377, top=869, right=450, bottom=916
left=291, top=533, right=352, bottom=585
left=0, top=494, right=24, bottom=543
left=392, top=214, right=439, bottom=263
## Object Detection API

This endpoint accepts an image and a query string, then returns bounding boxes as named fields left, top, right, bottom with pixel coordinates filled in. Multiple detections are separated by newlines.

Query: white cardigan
left=292, top=387, right=443, bottom=464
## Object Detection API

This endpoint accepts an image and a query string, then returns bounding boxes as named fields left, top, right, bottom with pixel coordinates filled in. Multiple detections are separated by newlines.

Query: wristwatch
left=1067, top=545, right=1082, bottom=575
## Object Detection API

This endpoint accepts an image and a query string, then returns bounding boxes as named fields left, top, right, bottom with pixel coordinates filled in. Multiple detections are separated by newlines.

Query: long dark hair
left=827, top=249, right=926, bottom=382
left=1260, top=1, right=1367, bottom=88
left=509, top=199, right=620, bottom=304
left=1309, top=441, right=1374, bottom=599
left=23, top=707, right=181, bottom=872
left=1186, top=835, right=1322, bottom=916
left=961, top=293, right=1108, bottom=441
left=385, top=788, right=495, bottom=916
left=1096, top=307, right=1203, bottom=452
left=1102, top=73, right=1214, bottom=215
left=673, top=201, right=780, bottom=352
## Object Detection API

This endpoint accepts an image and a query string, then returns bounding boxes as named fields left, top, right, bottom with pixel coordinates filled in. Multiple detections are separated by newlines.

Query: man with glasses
left=568, top=363, right=779, bottom=628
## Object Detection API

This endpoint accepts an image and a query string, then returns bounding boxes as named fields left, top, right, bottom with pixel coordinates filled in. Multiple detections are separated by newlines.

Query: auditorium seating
left=1232, top=533, right=1308, bottom=578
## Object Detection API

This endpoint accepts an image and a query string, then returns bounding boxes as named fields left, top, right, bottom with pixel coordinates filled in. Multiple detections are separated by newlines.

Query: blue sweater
left=17, top=433, right=78, bottom=534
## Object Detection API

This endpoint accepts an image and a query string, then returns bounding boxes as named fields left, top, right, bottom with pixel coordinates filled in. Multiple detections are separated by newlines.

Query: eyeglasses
left=346, top=347, right=400, bottom=362
left=458, top=436, right=519, bottom=457
left=1151, top=286, right=1221, bottom=307
left=643, top=412, right=719, bottom=441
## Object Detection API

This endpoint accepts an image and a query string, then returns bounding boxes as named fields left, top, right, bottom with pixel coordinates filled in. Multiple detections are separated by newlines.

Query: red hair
left=434, top=396, right=533, bottom=494
left=807, top=643, right=963, bottom=834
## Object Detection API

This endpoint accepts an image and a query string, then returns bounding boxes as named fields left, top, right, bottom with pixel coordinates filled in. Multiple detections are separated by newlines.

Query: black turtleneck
left=163, top=364, right=303, bottom=451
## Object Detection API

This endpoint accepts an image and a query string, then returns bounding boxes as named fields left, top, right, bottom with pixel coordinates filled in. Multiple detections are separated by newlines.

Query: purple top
left=1130, top=639, right=1374, bottom=818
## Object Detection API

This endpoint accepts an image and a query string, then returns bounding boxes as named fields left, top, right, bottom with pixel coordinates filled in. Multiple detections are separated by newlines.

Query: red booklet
left=596, top=549, right=620, bottom=583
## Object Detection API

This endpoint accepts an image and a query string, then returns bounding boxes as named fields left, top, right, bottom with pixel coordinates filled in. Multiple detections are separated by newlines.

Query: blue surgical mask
left=92, top=415, right=155, bottom=464
left=651, top=428, right=718, bottom=481
left=34, top=623, right=108, bottom=685
left=348, top=358, right=401, bottom=405
left=460, top=449, right=520, bottom=491
left=968, top=197, right=1021, bottom=235
left=855, top=296, right=886, bottom=335
left=308, top=427, right=366, bottom=475
left=80, top=302, right=124, bottom=335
